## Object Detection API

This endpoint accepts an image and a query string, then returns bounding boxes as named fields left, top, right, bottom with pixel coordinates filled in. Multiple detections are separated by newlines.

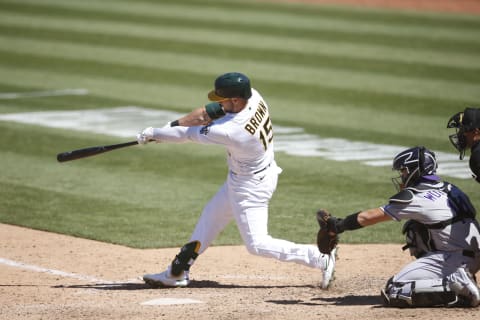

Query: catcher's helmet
left=392, top=146, right=438, bottom=190
left=208, top=72, right=252, bottom=101
left=447, top=107, right=480, bottom=159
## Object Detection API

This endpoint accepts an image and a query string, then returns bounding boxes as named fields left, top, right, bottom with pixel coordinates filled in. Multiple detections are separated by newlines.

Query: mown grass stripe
left=1, top=20, right=479, bottom=72
left=0, top=88, right=87, bottom=100
left=0, top=60, right=472, bottom=124
left=4, top=0, right=480, bottom=43
left=8, top=0, right=480, bottom=30
left=1, top=49, right=478, bottom=114
left=0, top=81, right=150, bottom=115
left=1, top=38, right=478, bottom=104
left=2, top=29, right=479, bottom=85
left=1, top=4, right=479, bottom=56
left=0, top=64, right=211, bottom=113
left=162, top=0, right=480, bottom=26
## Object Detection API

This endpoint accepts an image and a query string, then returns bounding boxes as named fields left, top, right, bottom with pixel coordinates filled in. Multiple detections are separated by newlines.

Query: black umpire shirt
left=471, top=141, right=480, bottom=183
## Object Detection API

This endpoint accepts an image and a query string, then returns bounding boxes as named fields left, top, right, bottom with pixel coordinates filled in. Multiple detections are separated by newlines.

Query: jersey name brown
left=244, top=101, right=273, bottom=150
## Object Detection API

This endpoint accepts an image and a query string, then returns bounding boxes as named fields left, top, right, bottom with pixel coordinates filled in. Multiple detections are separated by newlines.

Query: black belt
left=463, top=250, right=475, bottom=258
left=253, top=163, right=271, bottom=175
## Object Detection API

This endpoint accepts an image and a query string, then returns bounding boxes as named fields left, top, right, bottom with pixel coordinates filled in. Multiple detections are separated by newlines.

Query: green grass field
left=0, top=0, right=479, bottom=248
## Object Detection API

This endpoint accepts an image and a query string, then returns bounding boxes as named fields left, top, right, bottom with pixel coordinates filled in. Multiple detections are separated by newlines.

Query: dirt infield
left=1, top=224, right=478, bottom=320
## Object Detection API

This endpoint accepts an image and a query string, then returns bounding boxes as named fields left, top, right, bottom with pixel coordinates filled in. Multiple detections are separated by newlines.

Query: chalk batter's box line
left=0, top=257, right=138, bottom=284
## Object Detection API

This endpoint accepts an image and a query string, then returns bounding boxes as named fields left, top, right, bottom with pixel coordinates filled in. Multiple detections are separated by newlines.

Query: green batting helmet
left=208, top=72, right=252, bottom=101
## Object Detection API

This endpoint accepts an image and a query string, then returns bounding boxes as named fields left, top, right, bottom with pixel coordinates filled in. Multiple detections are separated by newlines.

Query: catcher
left=316, top=146, right=480, bottom=307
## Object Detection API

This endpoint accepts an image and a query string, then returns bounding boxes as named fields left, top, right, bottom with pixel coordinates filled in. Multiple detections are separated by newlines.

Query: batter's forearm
left=172, top=107, right=212, bottom=127
left=170, top=103, right=226, bottom=127
left=151, top=127, right=190, bottom=143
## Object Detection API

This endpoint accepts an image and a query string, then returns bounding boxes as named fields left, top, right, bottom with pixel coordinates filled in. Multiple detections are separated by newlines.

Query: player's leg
left=231, top=204, right=336, bottom=288
left=382, top=252, right=479, bottom=307
left=229, top=170, right=335, bottom=287
left=232, top=203, right=320, bottom=266
left=188, top=181, right=234, bottom=254
left=144, top=182, right=233, bottom=287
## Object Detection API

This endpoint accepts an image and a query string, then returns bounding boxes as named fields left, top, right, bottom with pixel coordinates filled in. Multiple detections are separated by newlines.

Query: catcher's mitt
left=316, top=209, right=339, bottom=254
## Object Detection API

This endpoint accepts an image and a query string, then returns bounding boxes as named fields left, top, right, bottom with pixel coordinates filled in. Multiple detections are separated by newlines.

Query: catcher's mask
left=392, top=146, right=438, bottom=191
left=447, top=108, right=480, bottom=160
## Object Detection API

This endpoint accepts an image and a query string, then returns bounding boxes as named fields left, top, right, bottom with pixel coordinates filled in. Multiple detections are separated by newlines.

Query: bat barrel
left=57, top=141, right=138, bottom=162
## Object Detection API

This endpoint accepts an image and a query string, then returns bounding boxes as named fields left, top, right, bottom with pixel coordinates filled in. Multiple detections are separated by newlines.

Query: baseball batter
left=317, top=146, right=480, bottom=307
left=136, top=72, right=336, bottom=289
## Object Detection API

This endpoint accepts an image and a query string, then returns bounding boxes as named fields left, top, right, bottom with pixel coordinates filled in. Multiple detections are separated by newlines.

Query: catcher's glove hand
left=316, top=209, right=339, bottom=254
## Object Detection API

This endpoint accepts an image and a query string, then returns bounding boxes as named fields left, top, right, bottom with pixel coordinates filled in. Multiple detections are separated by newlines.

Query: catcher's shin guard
left=382, top=277, right=461, bottom=308
left=170, top=241, right=201, bottom=276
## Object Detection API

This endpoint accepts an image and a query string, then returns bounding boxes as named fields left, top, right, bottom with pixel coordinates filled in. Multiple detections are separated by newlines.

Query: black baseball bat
left=57, top=141, right=138, bottom=162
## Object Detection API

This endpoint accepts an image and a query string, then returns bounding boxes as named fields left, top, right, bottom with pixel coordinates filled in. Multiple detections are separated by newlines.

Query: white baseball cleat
left=143, top=266, right=190, bottom=288
left=449, top=267, right=480, bottom=307
left=321, top=247, right=337, bottom=289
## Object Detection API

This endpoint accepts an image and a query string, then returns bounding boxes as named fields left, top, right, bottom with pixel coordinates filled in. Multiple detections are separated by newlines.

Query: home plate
left=141, top=298, right=204, bottom=306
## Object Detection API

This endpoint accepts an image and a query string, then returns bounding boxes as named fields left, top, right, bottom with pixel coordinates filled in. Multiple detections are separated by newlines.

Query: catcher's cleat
left=143, top=266, right=190, bottom=288
left=380, top=288, right=390, bottom=306
left=321, top=247, right=337, bottom=289
left=449, top=267, right=480, bottom=307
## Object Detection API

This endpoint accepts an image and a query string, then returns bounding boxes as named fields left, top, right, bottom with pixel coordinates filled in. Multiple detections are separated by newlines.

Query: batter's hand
left=136, top=127, right=154, bottom=145
left=316, top=209, right=339, bottom=254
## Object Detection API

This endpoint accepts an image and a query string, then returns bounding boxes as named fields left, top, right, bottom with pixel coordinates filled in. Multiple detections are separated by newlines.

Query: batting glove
left=136, top=127, right=154, bottom=145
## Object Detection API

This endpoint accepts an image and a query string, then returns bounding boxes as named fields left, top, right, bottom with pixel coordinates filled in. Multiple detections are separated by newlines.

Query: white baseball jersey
left=151, top=89, right=274, bottom=176
left=149, top=88, right=326, bottom=270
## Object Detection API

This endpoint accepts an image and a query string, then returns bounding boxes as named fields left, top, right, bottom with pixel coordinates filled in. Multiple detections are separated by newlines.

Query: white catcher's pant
left=189, top=162, right=323, bottom=269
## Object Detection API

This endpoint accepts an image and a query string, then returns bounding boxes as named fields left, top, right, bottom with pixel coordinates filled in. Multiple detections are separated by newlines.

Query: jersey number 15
left=259, top=116, right=273, bottom=150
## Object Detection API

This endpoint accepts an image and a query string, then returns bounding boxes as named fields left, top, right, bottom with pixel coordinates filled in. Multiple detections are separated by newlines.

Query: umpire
left=447, top=107, right=480, bottom=183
